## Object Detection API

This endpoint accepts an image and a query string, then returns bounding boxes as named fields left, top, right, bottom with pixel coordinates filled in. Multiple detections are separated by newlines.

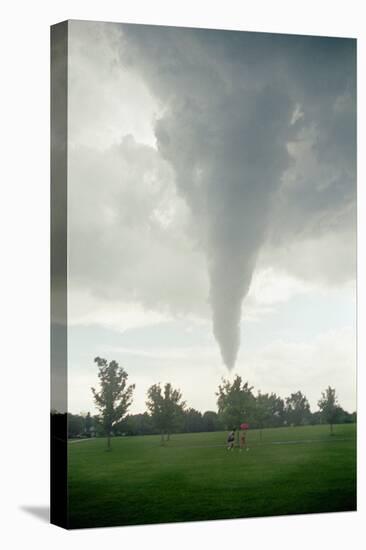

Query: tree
left=318, top=386, right=340, bottom=435
left=202, top=410, right=223, bottom=432
left=85, top=412, right=93, bottom=434
left=84, top=412, right=92, bottom=436
left=309, top=410, right=322, bottom=425
left=119, top=413, right=155, bottom=436
left=216, top=376, right=255, bottom=443
left=67, top=413, right=84, bottom=438
left=253, top=392, right=275, bottom=440
left=91, top=357, right=135, bottom=450
left=252, top=392, right=285, bottom=437
left=268, top=394, right=286, bottom=428
left=183, top=408, right=203, bottom=433
left=285, top=391, right=311, bottom=426
left=146, top=382, right=186, bottom=444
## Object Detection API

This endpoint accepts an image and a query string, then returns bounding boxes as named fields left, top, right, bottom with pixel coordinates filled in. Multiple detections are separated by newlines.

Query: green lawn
left=68, top=424, right=356, bottom=529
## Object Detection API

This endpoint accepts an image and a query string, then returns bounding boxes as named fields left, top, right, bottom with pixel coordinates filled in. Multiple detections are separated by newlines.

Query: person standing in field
left=240, top=430, right=248, bottom=452
left=227, top=429, right=236, bottom=450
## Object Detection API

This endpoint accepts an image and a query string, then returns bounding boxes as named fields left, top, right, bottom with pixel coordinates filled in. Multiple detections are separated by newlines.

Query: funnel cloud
left=117, top=27, right=356, bottom=369
left=67, top=23, right=356, bottom=370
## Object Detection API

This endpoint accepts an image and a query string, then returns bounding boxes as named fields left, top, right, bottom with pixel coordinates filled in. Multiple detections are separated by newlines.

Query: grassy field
left=68, top=423, right=356, bottom=529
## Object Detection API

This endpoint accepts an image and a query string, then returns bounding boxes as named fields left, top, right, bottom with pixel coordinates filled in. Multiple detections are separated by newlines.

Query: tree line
left=63, top=357, right=356, bottom=446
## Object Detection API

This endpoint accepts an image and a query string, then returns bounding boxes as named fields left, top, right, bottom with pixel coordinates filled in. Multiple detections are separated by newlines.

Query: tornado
left=154, top=88, right=291, bottom=369
left=120, top=26, right=294, bottom=368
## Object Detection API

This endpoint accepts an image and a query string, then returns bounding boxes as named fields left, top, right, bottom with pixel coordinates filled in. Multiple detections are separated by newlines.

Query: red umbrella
left=240, top=423, right=249, bottom=430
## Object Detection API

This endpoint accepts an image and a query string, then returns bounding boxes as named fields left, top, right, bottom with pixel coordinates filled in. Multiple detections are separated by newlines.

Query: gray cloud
left=66, top=23, right=356, bottom=372
left=68, top=137, right=209, bottom=319
left=118, top=26, right=356, bottom=368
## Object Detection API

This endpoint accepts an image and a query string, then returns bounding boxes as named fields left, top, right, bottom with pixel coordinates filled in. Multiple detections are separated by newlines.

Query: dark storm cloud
left=116, top=26, right=356, bottom=369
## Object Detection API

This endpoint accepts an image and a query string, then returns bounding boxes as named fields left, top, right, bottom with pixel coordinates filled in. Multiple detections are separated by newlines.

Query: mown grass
left=67, top=423, right=356, bottom=529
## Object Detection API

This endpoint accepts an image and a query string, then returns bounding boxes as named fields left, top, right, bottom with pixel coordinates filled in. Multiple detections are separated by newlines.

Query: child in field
left=240, top=430, right=247, bottom=452
left=227, top=429, right=235, bottom=450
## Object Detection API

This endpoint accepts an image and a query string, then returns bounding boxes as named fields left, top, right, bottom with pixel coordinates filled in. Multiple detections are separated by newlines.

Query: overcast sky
left=67, top=20, right=356, bottom=415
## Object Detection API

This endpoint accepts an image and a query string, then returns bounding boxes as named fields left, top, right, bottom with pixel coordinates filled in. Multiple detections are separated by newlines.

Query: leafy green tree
left=269, top=394, right=286, bottom=428
left=91, top=357, right=135, bottom=450
left=183, top=408, right=203, bottom=433
left=67, top=413, right=84, bottom=438
left=216, top=376, right=255, bottom=443
left=318, top=386, right=340, bottom=435
left=285, top=391, right=311, bottom=426
left=252, top=392, right=285, bottom=436
left=253, top=392, right=274, bottom=440
left=119, top=413, right=155, bottom=436
left=146, top=383, right=186, bottom=444
left=92, top=414, right=105, bottom=437
left=202, top=410, right=223, bottom=432
left=309, top=410, right=322, bottom=425
left=84, top=412, right=92, bottom=435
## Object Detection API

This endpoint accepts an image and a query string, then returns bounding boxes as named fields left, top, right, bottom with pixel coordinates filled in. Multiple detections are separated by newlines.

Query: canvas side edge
left=50, top=20, right=69, bottom=530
